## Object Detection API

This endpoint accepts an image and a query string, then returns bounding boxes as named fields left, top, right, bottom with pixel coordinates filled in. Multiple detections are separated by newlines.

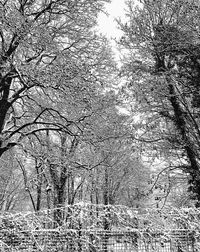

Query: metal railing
left=0, top=205, right=200, bottom=251
left=0, top=228, right=196, bottom=252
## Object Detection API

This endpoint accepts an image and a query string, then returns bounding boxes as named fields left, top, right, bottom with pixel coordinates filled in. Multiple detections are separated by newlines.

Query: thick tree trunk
left=168, top=82, right=200, bottom=205
left=0, top=75, right=13, bottom=157
left=154, top=50, right=200, bottom=205
left=36, top=164, right=42, bottom=211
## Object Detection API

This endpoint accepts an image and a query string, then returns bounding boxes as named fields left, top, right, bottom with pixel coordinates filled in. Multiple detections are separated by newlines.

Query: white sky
left=98, top=0, right=127, bottom=39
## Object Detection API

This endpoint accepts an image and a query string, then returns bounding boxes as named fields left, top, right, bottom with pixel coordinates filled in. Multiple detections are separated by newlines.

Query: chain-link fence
left=0, top=204, right=199, bottom=251
left=0, top=229, right=196, bottom=251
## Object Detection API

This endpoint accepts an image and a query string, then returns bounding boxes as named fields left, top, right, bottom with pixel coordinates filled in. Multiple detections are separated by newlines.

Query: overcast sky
left=98, top=0, right=127, bottom=39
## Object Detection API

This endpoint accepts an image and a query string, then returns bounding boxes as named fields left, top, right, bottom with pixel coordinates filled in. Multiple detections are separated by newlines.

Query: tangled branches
left=0, top=204, right=200, bottom=251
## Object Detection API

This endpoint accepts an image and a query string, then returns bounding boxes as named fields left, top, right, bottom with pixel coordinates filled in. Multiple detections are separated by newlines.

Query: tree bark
left=168, top=81, right=200, bottom=205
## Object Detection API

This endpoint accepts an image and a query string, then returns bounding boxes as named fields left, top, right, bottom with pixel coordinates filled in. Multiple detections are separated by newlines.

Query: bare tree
left=0, top=0, right=111, bottom=156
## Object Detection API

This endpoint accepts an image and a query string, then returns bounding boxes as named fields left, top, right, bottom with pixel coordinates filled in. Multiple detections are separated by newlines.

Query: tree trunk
left=103, top=166, right=109, bottom=252
left=168, top=82, right=200, bottom=205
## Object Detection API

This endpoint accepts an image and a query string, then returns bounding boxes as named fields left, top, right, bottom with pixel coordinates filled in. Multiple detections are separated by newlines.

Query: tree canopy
left=2, top=0, right=200, bottom=212
left=118, top=0, right=200, bottom=206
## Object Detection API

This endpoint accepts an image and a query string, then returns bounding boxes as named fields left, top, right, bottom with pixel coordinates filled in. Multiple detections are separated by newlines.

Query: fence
left=0, top=228, right=196, bottom=251
left=0, top=204, right=199, bottom=251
